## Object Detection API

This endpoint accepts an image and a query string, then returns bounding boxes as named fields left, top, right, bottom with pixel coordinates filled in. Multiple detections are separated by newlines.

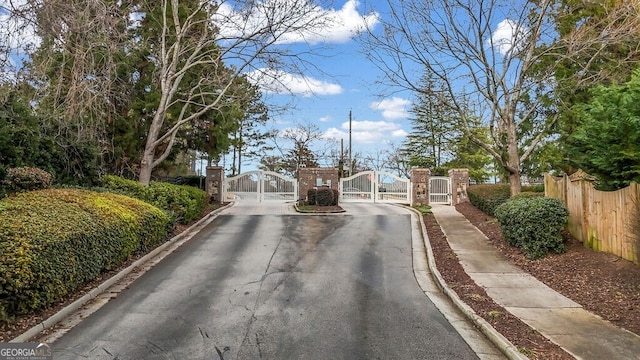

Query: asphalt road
left=52, top=202, right=479, bottom=359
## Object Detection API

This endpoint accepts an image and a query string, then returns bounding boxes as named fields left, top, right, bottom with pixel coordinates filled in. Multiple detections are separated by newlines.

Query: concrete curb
left=404, top=206, right=529, bottom=360
left=11, top=202, right=235, bottom=343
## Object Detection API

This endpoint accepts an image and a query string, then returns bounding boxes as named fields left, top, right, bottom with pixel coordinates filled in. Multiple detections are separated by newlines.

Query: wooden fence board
left=544, top=173, right=639, bottom=264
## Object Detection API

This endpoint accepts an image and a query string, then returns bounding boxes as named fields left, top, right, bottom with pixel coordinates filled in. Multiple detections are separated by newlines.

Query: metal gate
left=224, top=171, right=297, bottom=202
left=339, top=171, right=410, bottom=204
left=429, top=176, right=452, bottom=204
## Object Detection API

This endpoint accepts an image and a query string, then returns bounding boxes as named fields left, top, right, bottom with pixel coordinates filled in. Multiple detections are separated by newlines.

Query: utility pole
left=349, top=110, right=353, bottom=176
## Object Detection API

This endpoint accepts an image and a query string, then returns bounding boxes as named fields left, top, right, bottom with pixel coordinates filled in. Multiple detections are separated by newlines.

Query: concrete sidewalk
left=430, top=204, right=640, bottom=360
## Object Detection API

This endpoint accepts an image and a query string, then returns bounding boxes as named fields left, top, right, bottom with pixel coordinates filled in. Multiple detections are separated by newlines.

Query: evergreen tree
left=564, top=69, right=640, bottom=190
left=401, top=77, right=457, bottom=173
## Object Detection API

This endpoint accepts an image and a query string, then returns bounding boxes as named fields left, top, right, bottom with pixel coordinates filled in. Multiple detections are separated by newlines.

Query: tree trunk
left=139, top=151, right=154, bottom=185
left=509, top=170, right=522, bottom=195
left=139, top=111, right=165, bottom=185
left=506, top=119, right=522, bottom=196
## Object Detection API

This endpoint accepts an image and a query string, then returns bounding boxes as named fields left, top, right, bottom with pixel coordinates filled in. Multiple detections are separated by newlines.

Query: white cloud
left=214, top=0, right=379, bottom=45
left=246, top=68, right=342, bottom=97
left=324, top=120, right=407, bottom=144
left=370, top=97, right=410, bottom=120
left=319, top=115, right=332, bottom=122
left=489, top=19, right=527, bottom=56
left=392, top=129, right=409, bottom=137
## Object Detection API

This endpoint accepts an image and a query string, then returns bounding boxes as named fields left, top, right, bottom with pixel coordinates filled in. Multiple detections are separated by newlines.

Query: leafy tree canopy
left=565, top=69, right=640, bottom=190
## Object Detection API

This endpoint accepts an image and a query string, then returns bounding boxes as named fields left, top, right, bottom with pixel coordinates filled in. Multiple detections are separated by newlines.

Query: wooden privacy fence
left=544, top=172, right=639, bottom=264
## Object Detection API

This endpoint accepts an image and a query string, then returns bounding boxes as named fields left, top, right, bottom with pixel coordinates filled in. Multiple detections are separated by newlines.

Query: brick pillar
left=298, top=168, right=339, bottom=201
left=205, top=166, right=224, bottom=204
left=448, top=168, right=470, bottom=206
left=411, top=168, right=430, bottom=206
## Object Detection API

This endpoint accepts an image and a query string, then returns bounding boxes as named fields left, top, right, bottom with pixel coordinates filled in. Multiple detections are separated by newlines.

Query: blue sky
left=225, top=0, right=528, bottom=172
left=224, top=0, right=416, bottom=167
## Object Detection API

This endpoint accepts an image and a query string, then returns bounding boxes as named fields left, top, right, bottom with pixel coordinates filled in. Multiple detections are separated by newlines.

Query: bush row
left=494, top=196, right=569, bottom=259
left=0, top=189, right=172, bottom=322
left=467, top=184, right=511, bottom=216
left=99, top=175, right=207, bottom=224
left=467, top=184, right=545, bottom=216
left=306, top=187, right=339, bottom=206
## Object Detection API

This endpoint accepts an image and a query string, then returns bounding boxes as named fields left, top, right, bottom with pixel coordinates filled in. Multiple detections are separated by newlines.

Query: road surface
left=52, top=202, right=479, bottom=359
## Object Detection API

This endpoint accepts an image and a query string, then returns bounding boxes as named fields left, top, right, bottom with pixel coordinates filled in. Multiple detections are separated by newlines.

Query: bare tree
left=0, top=0, right=39, bottom=83
left=382, top=143, right=412, bottom=178
left=361, top=0, right=640, bottom=195
left=262, top=122, right=325, bottom=177
left=136, top=0, right=334, bottom=184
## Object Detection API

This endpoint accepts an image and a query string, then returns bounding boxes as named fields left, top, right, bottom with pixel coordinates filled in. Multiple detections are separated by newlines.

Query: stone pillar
left=411, top=168, right=430, bottom=207
left=448, top=168, right=470, bottom=206
left=205, top=166, right=224, bottom=204
left=298, top=168, right=339, bottom=201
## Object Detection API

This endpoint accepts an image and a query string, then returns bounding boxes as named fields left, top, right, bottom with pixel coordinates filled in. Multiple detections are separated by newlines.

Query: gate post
left=448, top=168, right=469, bottom=206
left=206, top=166, right=224, bottom=205
left=411, top=168, right=430, bottom=207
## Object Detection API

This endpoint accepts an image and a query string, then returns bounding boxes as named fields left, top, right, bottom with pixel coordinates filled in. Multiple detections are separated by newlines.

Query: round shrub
left=494, top=196, right=569, bottom=259
left=2, top=167, right=52, bottom=192
left=316, top=187, right=334, bottom=206
left=331, top=189, right=340, bottom=205
left=307, top=188, right=318, bottom=205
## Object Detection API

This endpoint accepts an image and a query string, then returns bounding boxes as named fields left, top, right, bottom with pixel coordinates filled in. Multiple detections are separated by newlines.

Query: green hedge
left=467, top=184, right=511, bottom=216
left=307, top=188, right=317, bottom=205
left=522, top=184, right=545, bottom=193
left=331, top=189, right=339, bottom=205
left=494, top=197, right=569, bottom=259
left=99, top=175, right=207, bottom=224
left=316, top=187, right=334, bottom=206
left=0, top=189, right=171, bottom=321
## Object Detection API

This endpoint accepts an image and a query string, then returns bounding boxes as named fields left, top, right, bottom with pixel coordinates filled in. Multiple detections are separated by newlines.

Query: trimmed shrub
left=98, top=174, right=149, bottom=199
left=494, top=196, right=569, bottom=259
left=467, top=184, right=511, bottom=216
left=0, top=189, right=171, bottom=321
left=511, top=191, right=545, bottom=200
left=522, top=184, right=544, bottom=193
left=307, top=188, right=317, bottom=205
left=316, top=187, right=334, bottom=206
left=331, top=189, right=340, bottom=205
left=2, top=167, right=52, bottom=193
left=98, top=175, right=207, bottom=224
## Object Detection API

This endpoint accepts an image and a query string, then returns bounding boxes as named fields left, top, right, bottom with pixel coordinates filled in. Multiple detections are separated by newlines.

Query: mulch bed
left=425, top=201, right=640, bottom=359
left=455, top=202, right=640, bottom=336
left=424, top=211, right=573, bottom=359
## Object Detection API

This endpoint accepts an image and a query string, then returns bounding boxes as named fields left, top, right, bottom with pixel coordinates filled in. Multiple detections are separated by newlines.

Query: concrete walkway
left=430, top=204, right=640, bottom=360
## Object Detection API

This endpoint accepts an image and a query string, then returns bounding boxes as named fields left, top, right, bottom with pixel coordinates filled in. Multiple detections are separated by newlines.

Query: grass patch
left=413, top=204, right=432, bottom=214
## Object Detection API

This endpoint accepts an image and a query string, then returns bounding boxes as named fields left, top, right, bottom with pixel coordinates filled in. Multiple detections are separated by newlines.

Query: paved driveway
left=52, top=201, right=479, bottom=359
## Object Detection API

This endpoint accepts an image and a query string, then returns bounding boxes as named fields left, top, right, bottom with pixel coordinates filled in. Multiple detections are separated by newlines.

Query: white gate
left=339, top=171, right=411, bottom=204
left=224, top=171, right=297, bottom=202
left=429, top=176, right=452, bottom=204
